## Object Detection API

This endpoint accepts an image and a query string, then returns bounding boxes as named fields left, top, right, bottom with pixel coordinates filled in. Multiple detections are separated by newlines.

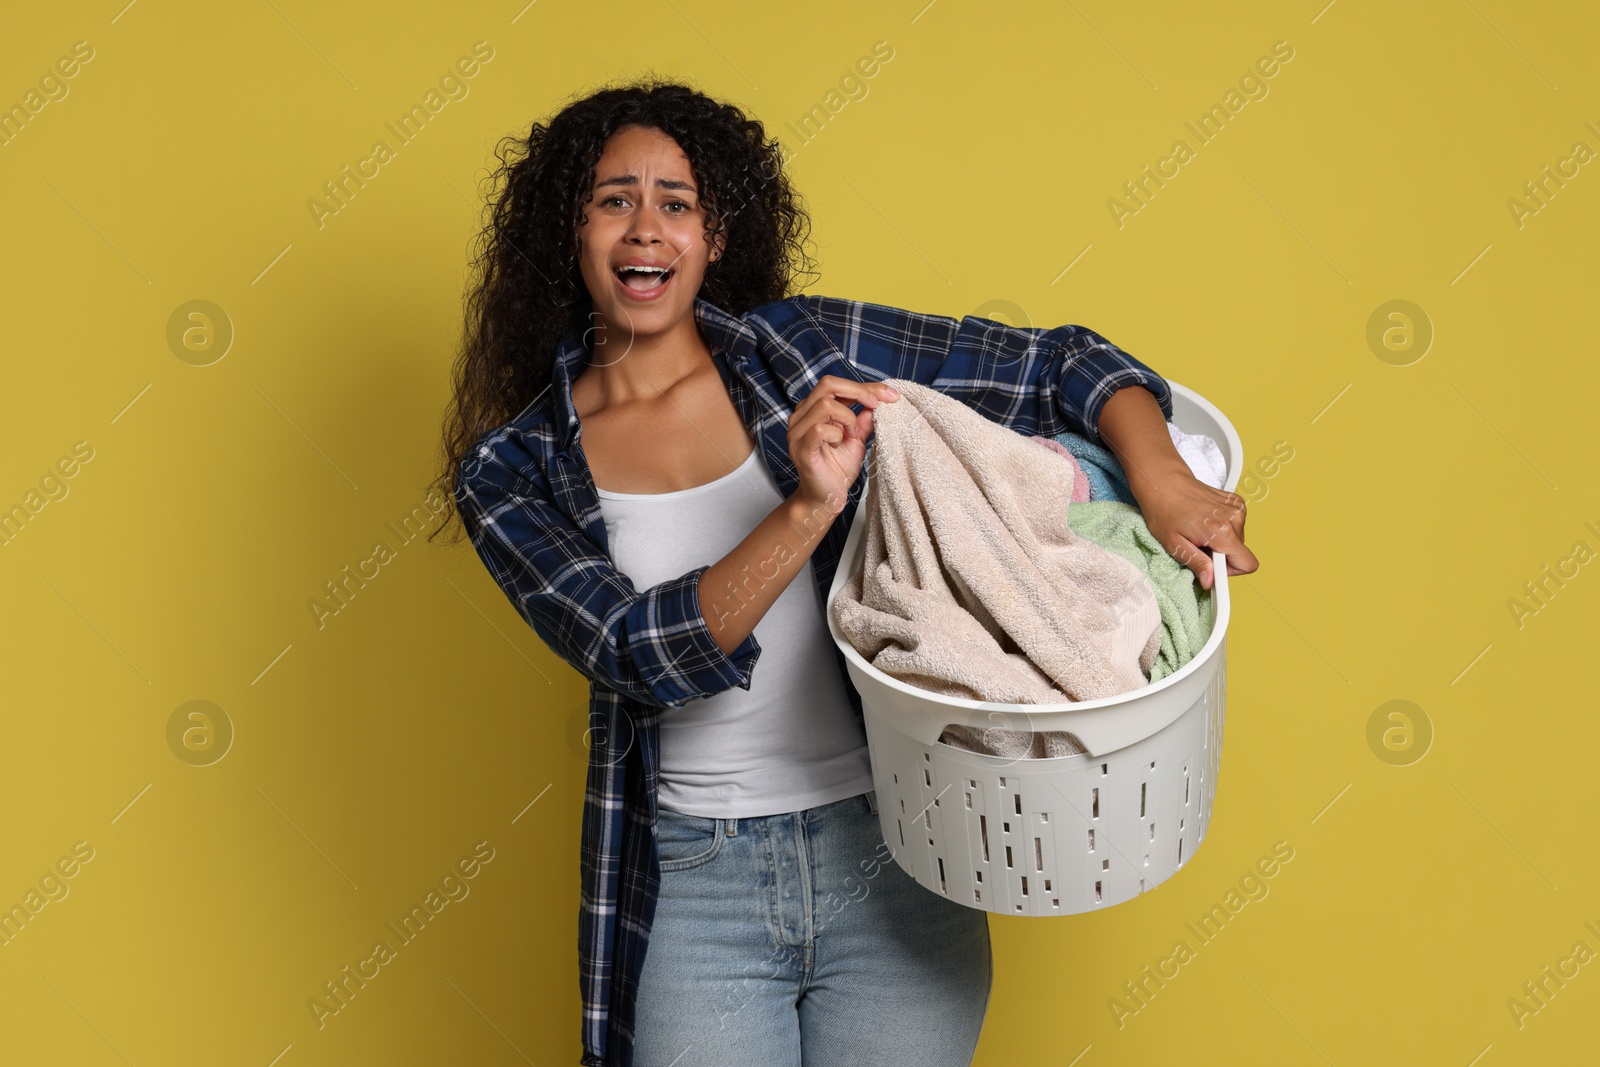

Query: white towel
left=1169, top=423, right=1226, bottom=489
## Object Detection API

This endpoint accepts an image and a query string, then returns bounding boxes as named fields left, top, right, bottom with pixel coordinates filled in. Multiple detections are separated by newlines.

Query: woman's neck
left=580, top=314, right=713, bottom=411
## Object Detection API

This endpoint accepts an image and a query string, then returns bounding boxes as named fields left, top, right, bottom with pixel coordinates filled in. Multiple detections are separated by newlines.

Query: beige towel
left=830, top=378, right=1161, bottom=758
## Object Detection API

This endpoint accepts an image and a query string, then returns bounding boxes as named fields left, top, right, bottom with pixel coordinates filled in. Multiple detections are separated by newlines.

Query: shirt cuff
left=1082, top=369, right=1174, bottom=447
left=633, top=564, right=762, bottom=707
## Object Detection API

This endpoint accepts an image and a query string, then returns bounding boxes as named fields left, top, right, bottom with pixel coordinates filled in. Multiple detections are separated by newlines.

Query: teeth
left=619, top=265, right=671, bottom=292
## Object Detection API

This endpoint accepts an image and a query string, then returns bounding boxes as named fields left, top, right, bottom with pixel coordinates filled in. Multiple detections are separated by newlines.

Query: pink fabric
left=1029, top=436, right=1091, bottom=503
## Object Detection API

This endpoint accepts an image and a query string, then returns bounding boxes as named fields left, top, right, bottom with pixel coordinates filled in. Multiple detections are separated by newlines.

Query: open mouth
left=614, top=264, right=675, bottom=295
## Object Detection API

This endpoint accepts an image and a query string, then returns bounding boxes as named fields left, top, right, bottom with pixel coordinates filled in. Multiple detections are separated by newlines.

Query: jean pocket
left=655, top=807, right=724, bottom=872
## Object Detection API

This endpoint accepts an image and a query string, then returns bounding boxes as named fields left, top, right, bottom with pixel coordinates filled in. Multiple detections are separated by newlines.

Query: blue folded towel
left=1049, top=432, right=1137, bottom=505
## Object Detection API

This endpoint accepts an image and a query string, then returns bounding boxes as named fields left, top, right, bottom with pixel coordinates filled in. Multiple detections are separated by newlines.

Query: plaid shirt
left=452, top=293, right=1171, bottom=1066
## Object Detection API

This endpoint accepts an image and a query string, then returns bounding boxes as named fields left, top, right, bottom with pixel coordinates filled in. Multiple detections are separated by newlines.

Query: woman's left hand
left=1133, top=469, right=1259, bottom=591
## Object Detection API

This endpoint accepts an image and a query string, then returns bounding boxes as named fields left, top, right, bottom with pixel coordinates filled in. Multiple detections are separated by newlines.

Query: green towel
left=1066, top=500, right=1213, bottom=681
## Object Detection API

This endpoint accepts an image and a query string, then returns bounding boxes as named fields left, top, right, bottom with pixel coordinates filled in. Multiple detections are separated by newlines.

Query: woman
left=433, top=77, right=1257, bottom=1067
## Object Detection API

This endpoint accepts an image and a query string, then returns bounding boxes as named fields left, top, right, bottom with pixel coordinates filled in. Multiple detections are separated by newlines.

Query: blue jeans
left=632, top=789, right=992, bottom=1066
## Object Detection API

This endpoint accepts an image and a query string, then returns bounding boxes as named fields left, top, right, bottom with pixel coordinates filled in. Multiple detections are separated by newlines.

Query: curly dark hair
left=427, top=74, right=818, bottom=545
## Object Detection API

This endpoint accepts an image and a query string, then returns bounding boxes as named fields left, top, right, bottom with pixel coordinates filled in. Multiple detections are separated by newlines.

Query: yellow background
left=2, top=1, right=1596, bottom=1063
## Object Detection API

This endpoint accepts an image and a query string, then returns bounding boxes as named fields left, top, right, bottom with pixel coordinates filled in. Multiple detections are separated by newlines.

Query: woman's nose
left=625, top=209, right=660, bottom=243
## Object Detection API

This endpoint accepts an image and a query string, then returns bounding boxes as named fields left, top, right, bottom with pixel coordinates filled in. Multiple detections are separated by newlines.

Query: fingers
left=1170, top=531, right=1257, bottom=589
left=1165, top=533, right=1213, bottom=590
left=1193, top=490, right=1257, bottom=578
left=1164, top=487, right=1258, bottom=587
left=794, top=393, right=884, bottom=446
left=1176, top=490, right=1238, bottom=539
left=789, top=387, right=884, bottom=515
left=1225, top=557, right=1256, bottom=577
left=793, top=376, right=899, bottom=425
left=1216, top=532, right=1259, bottom=576
left=792, top=395, right=881, bottom=457
left=855, top=406, right=874, bottom=444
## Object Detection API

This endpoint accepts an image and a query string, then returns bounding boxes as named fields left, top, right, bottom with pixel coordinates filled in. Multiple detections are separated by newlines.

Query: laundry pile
left=829, top=379, right=1222, bottom=760
left=1032, top=423, right=1225, bottom=506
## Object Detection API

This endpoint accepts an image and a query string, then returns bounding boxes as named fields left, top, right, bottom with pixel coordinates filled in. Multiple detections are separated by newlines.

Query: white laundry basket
left=825, top=381, right=1240, bottom=916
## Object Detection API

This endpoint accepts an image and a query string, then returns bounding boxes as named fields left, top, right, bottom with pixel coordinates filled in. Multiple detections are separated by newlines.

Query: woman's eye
left=599, top=196, right=689, bottom=213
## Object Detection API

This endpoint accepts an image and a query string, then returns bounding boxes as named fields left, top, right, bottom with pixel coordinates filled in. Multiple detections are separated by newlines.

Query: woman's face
left=575, top=124, right=723, bottom=343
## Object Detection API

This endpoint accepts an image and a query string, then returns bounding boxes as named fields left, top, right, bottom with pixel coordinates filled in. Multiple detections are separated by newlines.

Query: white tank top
left=595, top=445, right=875, bottom=818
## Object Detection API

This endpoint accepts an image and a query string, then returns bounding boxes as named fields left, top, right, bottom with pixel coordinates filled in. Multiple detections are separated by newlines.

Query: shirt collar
left=543, top=296, right=758, bottom=453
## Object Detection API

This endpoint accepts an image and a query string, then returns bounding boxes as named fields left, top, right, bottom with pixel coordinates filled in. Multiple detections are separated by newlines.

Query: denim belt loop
left=723, top=817, right=738, bottom=838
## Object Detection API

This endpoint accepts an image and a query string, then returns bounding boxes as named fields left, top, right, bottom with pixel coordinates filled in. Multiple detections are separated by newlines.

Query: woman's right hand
left=787, top=375, right=900, bottom=518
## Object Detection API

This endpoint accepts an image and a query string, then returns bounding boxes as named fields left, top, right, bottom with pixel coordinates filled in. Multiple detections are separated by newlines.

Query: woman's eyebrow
left=594, top=174, right=697, bottom=193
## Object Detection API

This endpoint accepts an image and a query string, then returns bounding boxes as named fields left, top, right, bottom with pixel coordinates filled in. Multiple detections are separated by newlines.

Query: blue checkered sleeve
left=453, top=448, right=762, bottom=708
left=787, top=294, right=1172, bottom=442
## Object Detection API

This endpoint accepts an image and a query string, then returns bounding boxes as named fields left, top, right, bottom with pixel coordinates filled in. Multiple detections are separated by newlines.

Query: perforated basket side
left=854, top=644, right=1225, bottom=916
